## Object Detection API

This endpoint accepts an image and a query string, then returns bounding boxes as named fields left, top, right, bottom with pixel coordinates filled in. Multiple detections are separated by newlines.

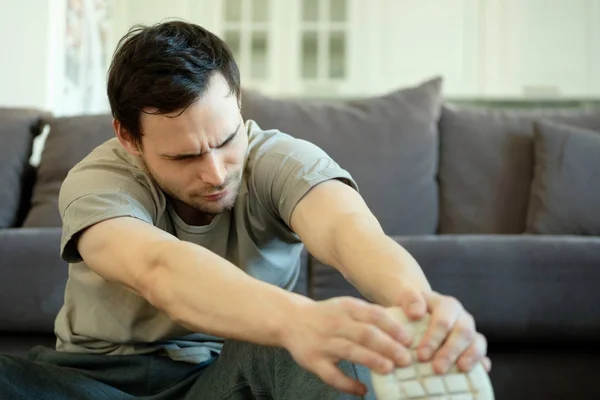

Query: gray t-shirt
left=54, top=120, right=358, bottom=364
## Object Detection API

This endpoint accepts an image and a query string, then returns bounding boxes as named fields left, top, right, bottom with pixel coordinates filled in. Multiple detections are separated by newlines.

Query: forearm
left=144, top=240, right=311, bottom=347
left=331, top=213, right=431, bottom=306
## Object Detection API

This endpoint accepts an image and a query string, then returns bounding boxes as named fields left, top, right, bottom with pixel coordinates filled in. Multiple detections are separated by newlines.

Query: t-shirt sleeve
left=58, top=163, right=158, bottom=263
left=250, top=133, right=359, bottom=228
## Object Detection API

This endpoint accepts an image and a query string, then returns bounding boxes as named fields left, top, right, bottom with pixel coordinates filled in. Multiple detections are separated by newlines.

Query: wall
left=107, top=0, right=600, bottom=100
left=1, top=0, right=599, bottom=113
left=0, top=0, right=65, bottom=111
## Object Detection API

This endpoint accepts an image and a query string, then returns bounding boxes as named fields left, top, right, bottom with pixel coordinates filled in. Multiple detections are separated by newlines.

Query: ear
left=113, top=119, right=141, bottom=156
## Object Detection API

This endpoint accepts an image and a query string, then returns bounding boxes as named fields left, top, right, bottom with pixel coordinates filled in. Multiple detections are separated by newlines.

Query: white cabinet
left=482, top=0, right=597, bottom=98
left=109, top=0, right=360, bottom=97
left=589, top=0, right=600, bottom=97
left=375, top=0, right=482, bottom=98
left=213, top=0, right=359, bottom=97
left=216, top=0, right=281, bottom=94
left=108, top=0, right=600, bottom=100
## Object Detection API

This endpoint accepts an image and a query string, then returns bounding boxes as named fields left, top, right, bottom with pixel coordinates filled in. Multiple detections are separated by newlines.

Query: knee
left=0, top=354, right=18, bottom=369
left=0, top=355, right=22, bottom=389
left=0, top=354, right=31, bottom=379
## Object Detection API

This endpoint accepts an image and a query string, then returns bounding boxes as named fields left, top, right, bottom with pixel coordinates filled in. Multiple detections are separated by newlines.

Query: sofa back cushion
left=23, top=114, right=114, bottom=227
left=241, top=78, right=443, bottom=235
left=438, top=105, right=600, bottom=234
left=0, top=108, right=47, bottom=228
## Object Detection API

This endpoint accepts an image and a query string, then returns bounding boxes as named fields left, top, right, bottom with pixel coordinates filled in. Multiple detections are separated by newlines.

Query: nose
left=200, top=151, right=227, bottom=188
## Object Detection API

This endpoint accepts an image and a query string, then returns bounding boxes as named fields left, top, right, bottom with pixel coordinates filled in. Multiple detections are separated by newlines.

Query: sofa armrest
left=0, top=228, right=67, bottom=333
left=311, top=235, right=600, bottom=344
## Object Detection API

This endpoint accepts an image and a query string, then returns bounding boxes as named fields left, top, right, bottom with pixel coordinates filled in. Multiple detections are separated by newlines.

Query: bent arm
left=77, top=216, right=310, bottom=346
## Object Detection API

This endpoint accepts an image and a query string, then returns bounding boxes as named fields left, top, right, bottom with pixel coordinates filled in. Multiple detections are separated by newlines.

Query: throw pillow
left=241, top=77, right=443, bottom=235
left=525, top=120, right=600, bottom=235
left=23, top=114, right=115, bottom=227
left=0, top=108, right=48, bottom=228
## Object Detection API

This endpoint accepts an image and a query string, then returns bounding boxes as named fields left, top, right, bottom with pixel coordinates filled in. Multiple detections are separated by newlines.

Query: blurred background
left=2, top=0, right=600, bottom=117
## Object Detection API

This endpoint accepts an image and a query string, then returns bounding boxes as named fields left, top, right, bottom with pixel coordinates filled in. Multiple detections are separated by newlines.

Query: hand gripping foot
left=370, top=308, right=494, bottom=400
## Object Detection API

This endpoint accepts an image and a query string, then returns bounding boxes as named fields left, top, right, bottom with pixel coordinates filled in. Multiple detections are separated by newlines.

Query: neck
left=171, top=198, right=215, bottom=226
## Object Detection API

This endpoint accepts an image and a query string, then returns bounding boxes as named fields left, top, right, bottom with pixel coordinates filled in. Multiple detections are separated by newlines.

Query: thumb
left=399, top=285, right=427, bottom=320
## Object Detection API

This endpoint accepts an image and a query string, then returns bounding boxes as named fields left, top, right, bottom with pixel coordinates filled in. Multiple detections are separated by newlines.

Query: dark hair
left=107, top=20, right=241, bottom=145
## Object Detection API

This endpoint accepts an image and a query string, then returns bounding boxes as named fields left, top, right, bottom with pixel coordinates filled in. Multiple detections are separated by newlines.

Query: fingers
left=314, top=360, right=367, bottom=396
left=417, top=294, right=462, bottom=362
left=432, top=312, right=476, bottom=373
left=331, top=298, right=412, bottom=366
left=398, top=284, right=427, bottom=320
left=327, top=338, right=395, bottom=374
left=337, top=298, right=412, bottom=347
left=456, top=333, right=488, bottom=372
left=334, top=323, right=411, bottom=368
left=482, top=356, right=492, bottom=372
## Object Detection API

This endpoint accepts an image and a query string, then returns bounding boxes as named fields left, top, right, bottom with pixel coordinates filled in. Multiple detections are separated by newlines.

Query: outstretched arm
left=290, top=179, right=490, bottom=374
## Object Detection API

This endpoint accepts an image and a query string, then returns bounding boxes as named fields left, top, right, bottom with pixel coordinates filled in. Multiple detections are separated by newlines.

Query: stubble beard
left=140, top=156, right=243, bottom=218
left=159, top=169, right=243, bottom=217
left=187, top=172, right=242, bottom=215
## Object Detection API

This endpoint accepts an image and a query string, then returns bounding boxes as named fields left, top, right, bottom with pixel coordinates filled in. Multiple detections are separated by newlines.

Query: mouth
left=203, top=189, right=229, bottom=201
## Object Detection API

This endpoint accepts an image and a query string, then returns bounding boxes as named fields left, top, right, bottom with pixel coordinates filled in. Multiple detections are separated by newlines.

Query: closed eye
left=218, top=132, right=237, bottom=148
left=174, top=136, right=235, bottom=160
left=162, top=122, right=241, bottom=161
left=174, top=155, right=198, bottom=161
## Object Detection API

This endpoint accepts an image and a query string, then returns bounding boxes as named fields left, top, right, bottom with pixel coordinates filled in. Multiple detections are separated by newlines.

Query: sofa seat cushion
left=0, top=228, right=67, bottom=333
left=310, top=235, right=600, bottom=344
left=526, top=121, right=600, bottom=235
left=241, top=77, right=443, bottom=235
left=0, top=108, right=47, bottom=228
left=438, top=105, right=600, bottom=234
left=487, top=345, right=600, bottom=400
left=0, top=334, right=57, bottom=358
left=23, top=114, right=114, bottom=227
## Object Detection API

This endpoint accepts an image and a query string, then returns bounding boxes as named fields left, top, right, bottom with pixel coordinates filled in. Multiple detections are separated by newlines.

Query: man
left=0, top=21, right=491, bottom=399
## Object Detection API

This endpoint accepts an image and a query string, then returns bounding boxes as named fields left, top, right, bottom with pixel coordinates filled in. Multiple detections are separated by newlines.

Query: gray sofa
left=1, top=77, right=599, bottom=399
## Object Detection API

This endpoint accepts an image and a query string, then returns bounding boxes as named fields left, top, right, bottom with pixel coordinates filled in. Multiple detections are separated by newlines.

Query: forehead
left=139, top=74, right=239, bottom=148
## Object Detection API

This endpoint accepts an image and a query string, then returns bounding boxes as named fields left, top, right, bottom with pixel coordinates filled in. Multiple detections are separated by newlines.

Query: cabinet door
left=110, top=0, right=221, bottom=49
left=110, top=0, right=274, bottom=91
left=110, top=0, right=192, bottom=38
left=293, top=0, right=356, bottom=96
left=483, top=0, right=592, bottom=98
left=589, top=0, right=600, bottom=98
left=376, top=0, right=481, bottom=97
left=215, top=0, right=358, bottom=97
left=216, top=0, right=275, bottom=91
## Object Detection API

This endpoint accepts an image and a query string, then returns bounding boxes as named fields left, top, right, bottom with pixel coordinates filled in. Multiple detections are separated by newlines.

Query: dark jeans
left=0, top=341, right=375, bottom=399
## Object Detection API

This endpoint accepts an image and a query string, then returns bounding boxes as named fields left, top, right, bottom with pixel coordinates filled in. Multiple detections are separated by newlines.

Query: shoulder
left=58, top=138, right=168, bottom=263
left=70, top=137, right=146, bottom=177
left=242, top=120, right=357, bottom=227
left=245, top=119, right=332, bottom=168
left=59, top=138, right=165, bottom=223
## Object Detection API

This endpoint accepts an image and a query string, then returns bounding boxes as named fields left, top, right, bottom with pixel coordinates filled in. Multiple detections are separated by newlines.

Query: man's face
left=123, top=74, right=248, bottom=223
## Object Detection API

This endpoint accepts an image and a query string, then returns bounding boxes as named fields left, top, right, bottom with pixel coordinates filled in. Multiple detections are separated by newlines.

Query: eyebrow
left=160, top=122, right=241, bottom=160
